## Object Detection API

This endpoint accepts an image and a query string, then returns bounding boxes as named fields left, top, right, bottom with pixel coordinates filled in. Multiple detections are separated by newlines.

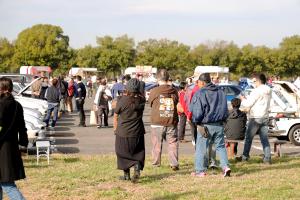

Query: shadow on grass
left=55, top=138, right=79, bottom=145
left=23, top=155, right=75, bottom=167
left=231, top=157, right=300, bottom=176
left=25, top=163, right=52, bottom=169
left=230, top=156, right=296, bottom=165
left=63, top=157, right=80, bottom=163
left=140, top=169, right=191, bottom=184
left=56, top=147, right=80, bottom=154
left=150, top=191, right=198, bottom=200
left=285, top=151, right=300, bottom=156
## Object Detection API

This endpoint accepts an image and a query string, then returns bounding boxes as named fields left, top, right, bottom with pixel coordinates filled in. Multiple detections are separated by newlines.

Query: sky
left=0, top=0, right=299, bottom=48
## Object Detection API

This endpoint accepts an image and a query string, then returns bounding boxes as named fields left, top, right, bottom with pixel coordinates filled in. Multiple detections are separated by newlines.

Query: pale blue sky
left=0, top=0, right=299, bottom=48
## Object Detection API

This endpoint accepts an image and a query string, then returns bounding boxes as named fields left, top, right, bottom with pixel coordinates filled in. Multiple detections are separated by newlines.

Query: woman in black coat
left=0, top=77, right=28, bottom=200
left=114, top=78, right=146, bottom=183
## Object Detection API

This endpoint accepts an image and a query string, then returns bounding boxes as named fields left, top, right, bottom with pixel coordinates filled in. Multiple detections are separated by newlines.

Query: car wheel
left=288, top=125, right=300, bottom=146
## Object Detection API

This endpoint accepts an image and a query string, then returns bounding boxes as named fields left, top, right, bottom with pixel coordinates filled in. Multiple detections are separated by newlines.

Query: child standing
left=224, top=98, right=247, bottom=157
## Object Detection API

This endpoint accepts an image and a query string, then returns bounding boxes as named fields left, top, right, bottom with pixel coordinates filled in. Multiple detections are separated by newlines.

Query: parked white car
left=14, top=77, right=48, bottom=135
left=269, top=116, right=300, bottom=146
left=15, top=96, right=47, bottom=114
left=14, top=77, right=48, bottom=113
left=24, top=113, right=46, bottom=129
left=25, top=121, right=39, bottom=144
left=267, top=81, right=300, bottom=146
left=24, top=107, right=43, bottom=119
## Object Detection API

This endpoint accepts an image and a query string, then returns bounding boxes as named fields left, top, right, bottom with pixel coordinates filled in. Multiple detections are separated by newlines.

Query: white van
left=193, top=66, right=229, bottom=83
left=125, top=66, right=157, bottom=83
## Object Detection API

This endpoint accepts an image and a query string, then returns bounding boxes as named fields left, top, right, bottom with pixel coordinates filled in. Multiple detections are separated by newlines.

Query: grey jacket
left=45, top=86, right=60, bottom=104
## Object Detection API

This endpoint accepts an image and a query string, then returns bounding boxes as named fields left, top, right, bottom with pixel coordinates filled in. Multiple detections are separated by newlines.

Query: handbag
left=90, top=110, right=98, bottom=125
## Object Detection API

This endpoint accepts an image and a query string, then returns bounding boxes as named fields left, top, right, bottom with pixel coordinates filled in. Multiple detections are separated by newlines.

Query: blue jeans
left=0, top=182, right=25, bottom=200
left=242, top=118, right=271, bottom=161
left=195, top=123, right=229, bottom=173
left=207, top=142, right=217, bottom=167
left=44, top=104, right=59, bottom=127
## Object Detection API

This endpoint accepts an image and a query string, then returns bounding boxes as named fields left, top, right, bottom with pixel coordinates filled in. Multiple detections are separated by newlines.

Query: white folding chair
left=36, top=140, right=50, bottom=165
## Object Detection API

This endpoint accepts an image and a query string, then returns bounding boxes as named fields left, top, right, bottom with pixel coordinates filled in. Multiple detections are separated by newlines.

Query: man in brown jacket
left=31, top=76, right=42, bottom=98
left=148, top=69, right=179, bottom=171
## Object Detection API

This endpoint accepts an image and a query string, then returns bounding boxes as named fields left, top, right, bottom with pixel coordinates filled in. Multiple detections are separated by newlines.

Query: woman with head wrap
left=114, top=78, right=146, bottom=183
left=0, top=77, right=28, bottom=200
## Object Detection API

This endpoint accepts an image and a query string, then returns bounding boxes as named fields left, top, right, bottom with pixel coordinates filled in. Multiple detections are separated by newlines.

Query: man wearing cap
left=189, top=73, right=231, bottom=177
left=148, top=69, right=179, bottom=171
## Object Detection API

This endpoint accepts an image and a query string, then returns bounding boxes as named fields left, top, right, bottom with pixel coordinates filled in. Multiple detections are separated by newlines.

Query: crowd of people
left=29, top=73, right=145, bottom=129
left=30, top=75, right=88, bottom=128
left=112, top=70, right=272, bottom=181
left=0, top=69, right=273, bottom=198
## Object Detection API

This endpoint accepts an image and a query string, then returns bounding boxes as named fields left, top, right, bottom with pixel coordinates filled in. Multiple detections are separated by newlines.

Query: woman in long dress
left=0, top=77, right=28, bottom=200
left=114, top=78, right=146, bottom=182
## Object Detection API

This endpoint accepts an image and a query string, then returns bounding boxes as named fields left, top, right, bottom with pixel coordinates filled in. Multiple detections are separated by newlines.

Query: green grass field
left=12, top=154, right=300, bottom=200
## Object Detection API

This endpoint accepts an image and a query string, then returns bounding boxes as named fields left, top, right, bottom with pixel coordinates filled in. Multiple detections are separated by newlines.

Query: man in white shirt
left=240, top=73, right=272, bottom=164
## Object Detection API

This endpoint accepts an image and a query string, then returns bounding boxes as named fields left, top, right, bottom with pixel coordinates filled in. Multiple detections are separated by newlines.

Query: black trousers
left=76, top=99, right=85, bottom=125
left=178, top=114, right=187, bottom=140
left=98, top=106, right=109, bottom=126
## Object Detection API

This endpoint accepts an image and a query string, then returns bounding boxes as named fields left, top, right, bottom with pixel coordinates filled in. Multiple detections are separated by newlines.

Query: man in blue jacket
left=189, top=73, right=231, bottom=177
left=75, top=75, right=87, bottom=127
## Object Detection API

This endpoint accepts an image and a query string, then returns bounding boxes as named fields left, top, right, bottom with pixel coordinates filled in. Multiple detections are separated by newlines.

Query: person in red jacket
left=184, top=78, right=200, bottom=146
left=178, top=82, right=188, bottom=142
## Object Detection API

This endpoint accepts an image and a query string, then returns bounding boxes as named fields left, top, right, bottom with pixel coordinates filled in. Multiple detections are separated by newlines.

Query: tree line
left=0, top=24, right=300, bottom=79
